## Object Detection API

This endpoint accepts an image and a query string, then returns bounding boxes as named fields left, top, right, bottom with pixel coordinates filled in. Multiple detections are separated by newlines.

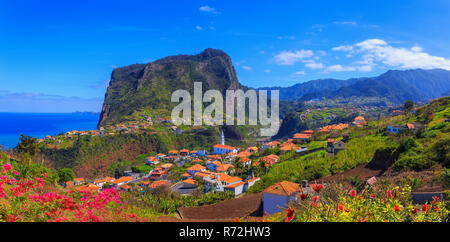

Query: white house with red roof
left=263, top=181, right=301, bottom=214
left=213, top=144, right=238, bottom=155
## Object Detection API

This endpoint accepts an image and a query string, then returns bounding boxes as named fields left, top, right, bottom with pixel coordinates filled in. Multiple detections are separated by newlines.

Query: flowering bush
left=274, top=183, right=449, bottom=222
left=0, top=160, right=144, bottom=222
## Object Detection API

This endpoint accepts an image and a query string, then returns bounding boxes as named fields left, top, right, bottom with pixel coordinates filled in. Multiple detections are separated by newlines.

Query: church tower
left=220, top=128, right=225, bottom=145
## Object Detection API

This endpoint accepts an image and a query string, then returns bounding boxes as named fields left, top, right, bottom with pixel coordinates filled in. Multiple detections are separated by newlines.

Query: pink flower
left=2, top=163, right=12, bottom=172
left=370, top=193, right=376, bottom=199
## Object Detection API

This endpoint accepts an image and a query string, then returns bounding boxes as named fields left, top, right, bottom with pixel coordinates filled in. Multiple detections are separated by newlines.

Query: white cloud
left=333, top=38, right=450, bottom=70
left=242, top=66, right=252, bottom=70
left=325, top=65, right=356, bottom=72
left=305, top=61, right=324, bottom=69
left=264, top=69, right=271, bottom=73
left=332, top=45, right=354, bottom=52
left=295, top=71, right=306, bottom=75
left=199, top=6, right=220, bottom=14
left=356, top=39, right=387, bottom=49
left=333, top=21, right=357, bottom=25
left=274, top=50, right=314, bottom=65
left=357, top=65, right=373, bottom=72
left=195, top=26, right=203, bottom=31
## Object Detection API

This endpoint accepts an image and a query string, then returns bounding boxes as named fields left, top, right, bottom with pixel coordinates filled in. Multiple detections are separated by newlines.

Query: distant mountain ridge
left=257, top=77, right=366, bottom=101
left=258, top=69, right=450, bottom=104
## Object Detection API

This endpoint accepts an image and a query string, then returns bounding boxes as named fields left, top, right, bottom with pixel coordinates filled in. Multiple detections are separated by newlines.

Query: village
left=37, top=102, right=414, bottom=144
left=62, top=114, right=388, bottom=197
left=42, top=103, right=424, bottom=218
left=18, top=99, right=435, bottom=220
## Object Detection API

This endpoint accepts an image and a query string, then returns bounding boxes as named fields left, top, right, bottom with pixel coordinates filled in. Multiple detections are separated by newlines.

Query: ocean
left=0, top=112, right=99, bottom=149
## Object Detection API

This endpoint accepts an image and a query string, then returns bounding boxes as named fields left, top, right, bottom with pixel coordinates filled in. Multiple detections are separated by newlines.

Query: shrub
left=262, top=184, right=449, bottom=222
left=0, top=160, right=143, bottom=222
left=57, top=168, right=75, bottom=183
left=394, top=152, right=434, bottom=171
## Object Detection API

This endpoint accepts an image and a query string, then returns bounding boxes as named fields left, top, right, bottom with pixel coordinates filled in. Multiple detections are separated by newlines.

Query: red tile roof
left=248, top=177, right=260, bottom=183
left=239, top=157, right=251, bottom=163
left=236, top=151, right=251, bottom=158
left=183, top=178, right=196, bottom=185
left=149, top=180, right=169, bottom=189
left=112, top=176, right=133, bottom=184
left=293, top=133, right=312, bottom=139
left=187, top=164, right=206, bottom=171
left=213, top=144, right=236, bottom=150
left=263, top=141, right=280, bottom=147
left=263, top=181, right=300, bottom=196
left=224, top=181, right=245, bottom=188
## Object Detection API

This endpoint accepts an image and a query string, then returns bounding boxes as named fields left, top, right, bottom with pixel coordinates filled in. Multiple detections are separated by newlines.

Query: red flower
left=338, top=204, right=343, bottom=211
left=394, top=205, right=401, bottom=212
left=299, top=193, right=308, bottom=200
left=386, top=189, right=392, bottom=199
left=285, top=207, right=295, bottom=222
left=360, top=217, right=367, bottom=222
left=370, top=193, right=376, bottom=199
left=411, top=207, right=418, bottom=214
left=234, top=217, right=240, bottom=222
left=421, top=204, right=429, bottom=213
left=350, top=190, right=356, bottom=198
left=313, top=196, right=319, bottom=201
left=311, top=184, right=324, bottom=193
left=432, top=196, right=439, bottom=205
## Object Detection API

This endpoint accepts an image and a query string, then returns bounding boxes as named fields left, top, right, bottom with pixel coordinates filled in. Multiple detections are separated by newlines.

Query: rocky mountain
left=98, top=48, right=244, bottom=128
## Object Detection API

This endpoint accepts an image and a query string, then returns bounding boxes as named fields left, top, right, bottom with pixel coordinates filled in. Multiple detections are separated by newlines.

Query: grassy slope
left=248, top=96, right=450, bottom=193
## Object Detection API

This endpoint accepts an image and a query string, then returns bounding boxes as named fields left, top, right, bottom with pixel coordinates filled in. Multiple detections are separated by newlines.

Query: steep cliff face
left=98, top=48, right=242, bottom=128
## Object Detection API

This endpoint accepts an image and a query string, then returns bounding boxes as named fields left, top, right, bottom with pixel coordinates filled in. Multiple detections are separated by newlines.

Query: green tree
left=16, top=134, right=39, bottom=156
left=404, top=100, right=414, bottom=113
left=57, top=168, right=75, bottom=183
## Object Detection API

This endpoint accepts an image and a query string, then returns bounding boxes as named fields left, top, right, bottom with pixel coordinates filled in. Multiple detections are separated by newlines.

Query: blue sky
left=1, top=0, right=450, bottom=112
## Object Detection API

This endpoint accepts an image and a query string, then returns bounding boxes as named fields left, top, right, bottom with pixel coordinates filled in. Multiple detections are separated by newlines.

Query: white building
left=213, top=144, right=237, bottom=155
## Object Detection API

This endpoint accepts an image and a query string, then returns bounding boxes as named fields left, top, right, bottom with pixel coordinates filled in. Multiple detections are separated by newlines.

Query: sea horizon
left=0, top=112, right=99, bottom=149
